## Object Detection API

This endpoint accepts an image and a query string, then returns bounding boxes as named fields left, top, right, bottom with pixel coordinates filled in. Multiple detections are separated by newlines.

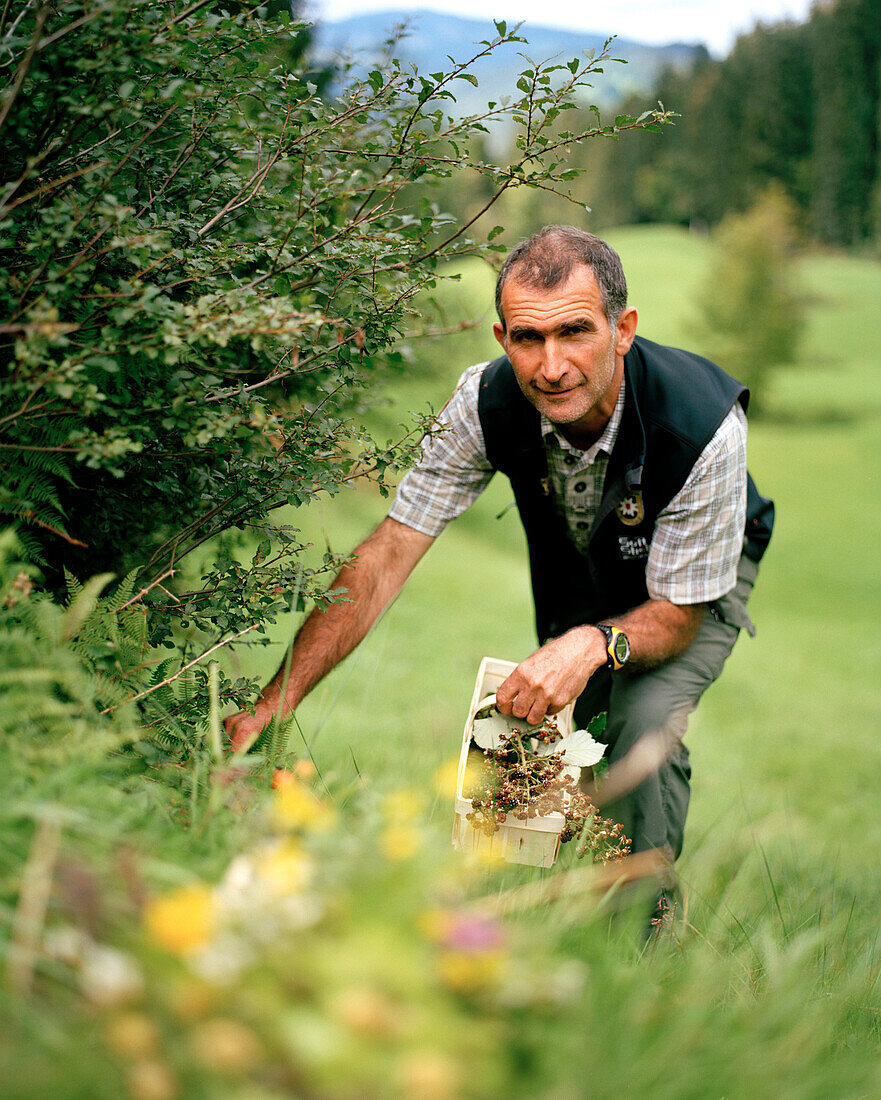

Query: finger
left=510, top=692, right=533, bottom=720
left=494, top=676, right=520, bottom=714
left=525, top=699, right=548, bottom=725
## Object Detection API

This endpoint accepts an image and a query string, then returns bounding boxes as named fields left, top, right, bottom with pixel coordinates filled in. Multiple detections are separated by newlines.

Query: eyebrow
left=508, top=317, right=599, bottom=340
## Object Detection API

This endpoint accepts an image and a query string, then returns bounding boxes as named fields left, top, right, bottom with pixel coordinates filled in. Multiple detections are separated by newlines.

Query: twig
left=0, top=1, right=49, bottom=134
left=100, top=623, right=259, bottom=714
left=207, top=661, right=223, bottom=764
left=114, top=568, right=176, bottom=613
left=14, top=510, right=88, bottom=547
left=465, top=849, right=673, bottom=919
left=6, top=814, right=62, bottom=995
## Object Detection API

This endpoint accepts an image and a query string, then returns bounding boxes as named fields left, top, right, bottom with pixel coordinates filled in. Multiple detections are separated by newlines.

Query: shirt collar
left=541, top=374, right=627, bottom=464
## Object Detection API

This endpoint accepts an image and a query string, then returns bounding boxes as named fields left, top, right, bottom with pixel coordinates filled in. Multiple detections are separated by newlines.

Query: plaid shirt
left=389, top=361, right=747, bottom=605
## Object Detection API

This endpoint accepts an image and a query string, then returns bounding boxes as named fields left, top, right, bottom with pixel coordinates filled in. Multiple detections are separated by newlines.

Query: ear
left=492, top=320, right=507, bottom=353
left=614, top=307, right=638, bottom=356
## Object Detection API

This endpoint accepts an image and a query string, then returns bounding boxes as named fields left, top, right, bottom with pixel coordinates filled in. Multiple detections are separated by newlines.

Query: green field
left=215, top=226, right=881, bottom=1092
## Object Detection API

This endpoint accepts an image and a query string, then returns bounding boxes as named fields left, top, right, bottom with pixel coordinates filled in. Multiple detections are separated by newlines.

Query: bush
left=0, top=2, right=672, bottom=732
left=690, top=184, right=805, bottom=415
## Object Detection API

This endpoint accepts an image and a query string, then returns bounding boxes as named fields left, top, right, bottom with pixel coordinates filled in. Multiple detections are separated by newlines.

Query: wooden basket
left=451, top=657, right=575, bottom=868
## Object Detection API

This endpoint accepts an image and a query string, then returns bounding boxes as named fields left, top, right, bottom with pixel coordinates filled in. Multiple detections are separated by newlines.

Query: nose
left=540, top=338, right=568, bottom=385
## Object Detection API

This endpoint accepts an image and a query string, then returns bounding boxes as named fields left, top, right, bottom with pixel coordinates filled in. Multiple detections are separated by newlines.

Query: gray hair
left=495, top=225, right=628, bottom=329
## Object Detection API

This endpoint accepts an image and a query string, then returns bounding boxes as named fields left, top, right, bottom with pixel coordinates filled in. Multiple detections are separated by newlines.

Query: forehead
left=501, top=267, right=606, bottom=331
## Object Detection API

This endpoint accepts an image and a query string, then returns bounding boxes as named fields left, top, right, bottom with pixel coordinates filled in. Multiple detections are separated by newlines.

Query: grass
left=218, top=226, right=881, bottom=1088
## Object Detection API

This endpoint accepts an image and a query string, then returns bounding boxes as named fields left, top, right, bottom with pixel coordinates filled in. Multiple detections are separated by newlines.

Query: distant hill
left=312, top=10, right=703, bottom=115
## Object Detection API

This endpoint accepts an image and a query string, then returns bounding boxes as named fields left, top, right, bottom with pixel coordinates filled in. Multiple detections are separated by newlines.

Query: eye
left=510, top=329, right=541, bottom=344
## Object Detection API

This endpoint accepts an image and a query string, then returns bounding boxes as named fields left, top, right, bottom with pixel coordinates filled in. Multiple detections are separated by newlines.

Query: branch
left=0, top=1, right=49, bottom=134
left=14, top=510, right=88, bottom=548
left=100, top=623, right=260, bottom=715
left=114, top=568, right=177, bottom=613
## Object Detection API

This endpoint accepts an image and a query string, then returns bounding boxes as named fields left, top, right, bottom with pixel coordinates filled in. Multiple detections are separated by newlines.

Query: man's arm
left=224, top=517, right=435, bottom=750
left=495, top=599, right=704, bottom=726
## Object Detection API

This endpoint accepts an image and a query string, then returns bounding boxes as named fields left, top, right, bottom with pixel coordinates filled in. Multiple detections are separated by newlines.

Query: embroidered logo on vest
left=615, top=492, right=644, bottom=526
left=619, top=534, right=649, bottom=560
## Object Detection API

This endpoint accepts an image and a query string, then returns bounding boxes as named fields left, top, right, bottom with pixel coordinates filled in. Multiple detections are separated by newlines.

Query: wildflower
left=126, top=1058, right=178, bottom=1100
left=433, top=758, right=460, bottom=799
left=255, top=838, right=312, bottom=895
left=144, top=884, right=217, bottom=956
left=273, top=777, right=335, bottom=832
left=329, top=985, right=402, bottom=1039
left=420, top=909, right=506, bottom=953
left=396, top=1048, right=459, bottom=1100
left=293, top=759, right=317, bottom=779
left=436, top=948, right=504, bottom=994
left=420, top=909, right=507, bottom=994
left=166, top=978, right=220, bottom=1021
left=381, top=789, right=422, bottom=822
left=105, top=1012, right=160, bottom=1059
left=271, top=762, right=315, bottom=789
left=380, top=822, right=422, bottom=861
left=80, top=942, right=145, bottom=1008
left=190, top=1017, right=263, bottom=1075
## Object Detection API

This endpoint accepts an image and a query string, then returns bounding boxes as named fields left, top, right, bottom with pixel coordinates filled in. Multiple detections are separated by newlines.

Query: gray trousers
left=573, top=555, right=759, bottom=859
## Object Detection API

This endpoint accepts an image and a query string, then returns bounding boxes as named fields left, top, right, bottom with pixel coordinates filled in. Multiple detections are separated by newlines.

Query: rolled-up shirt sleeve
left=646, top=404, right=748, bottom=605
left=388, top=363, right=495, bottom=537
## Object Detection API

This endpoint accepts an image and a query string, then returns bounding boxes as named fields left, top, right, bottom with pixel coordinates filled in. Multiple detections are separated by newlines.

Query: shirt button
left=574, top=481, right=587, bottom=493
left=576, top=521, right=589, bottom=531
left=564, top=454, right=578, bottom=466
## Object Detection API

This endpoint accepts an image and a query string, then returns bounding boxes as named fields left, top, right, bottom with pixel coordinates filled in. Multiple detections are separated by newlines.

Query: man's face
left=493, top=266, right=637, bottom=437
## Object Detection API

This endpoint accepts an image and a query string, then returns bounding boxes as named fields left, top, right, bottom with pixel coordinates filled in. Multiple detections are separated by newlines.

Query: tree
left=690, top=185, right=805, bottom=416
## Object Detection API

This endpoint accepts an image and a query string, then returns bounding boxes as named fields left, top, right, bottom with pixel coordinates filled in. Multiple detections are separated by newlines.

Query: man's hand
left=224, top=694, right=289, bottom=754
left=222, top=517, right=435, bottom=755
left=495, top=624, right=606, bottom=725
left=495, top=600, right=707, bottom=725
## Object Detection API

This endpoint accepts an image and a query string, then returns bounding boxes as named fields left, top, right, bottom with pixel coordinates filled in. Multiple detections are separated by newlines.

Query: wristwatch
left=595, top=623, right=631, bottom=671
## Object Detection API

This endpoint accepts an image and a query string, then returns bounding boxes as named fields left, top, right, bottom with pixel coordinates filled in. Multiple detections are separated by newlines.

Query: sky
left=307, top=0, right=817, bottom=58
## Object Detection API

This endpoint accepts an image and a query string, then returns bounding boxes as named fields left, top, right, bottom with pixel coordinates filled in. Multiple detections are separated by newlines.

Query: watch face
left=612, top=632, right=629, bottom=663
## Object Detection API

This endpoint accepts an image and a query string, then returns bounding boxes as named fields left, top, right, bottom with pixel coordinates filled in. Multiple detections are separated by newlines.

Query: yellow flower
left=105, top=1012, right=160, bottom=1059
left=433, top=758, right=460, bottom=799
left=436, top=949, right=504, bottom=994
left=126, top=1059, right=178, bottom=1100
left=380, top=822, right=422, bottom=861
left=416, top=907, right=454, bottom=942
left=381, top=789, right=422, bottom=822
left=190, top=1017, right=263, bottom=1075
left=396, top=1049, right=459, bottom=1100
left=329, top=985, right=403, bottom=1039
left=273, top=778, right=335, bottom=832
left=255, top=839, right=312, bottom=895
left=144, top=885, right=217, bottom=956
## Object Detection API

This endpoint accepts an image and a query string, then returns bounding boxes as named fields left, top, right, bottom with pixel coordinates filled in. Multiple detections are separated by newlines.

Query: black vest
left=477, top=335, right=774, bottom=643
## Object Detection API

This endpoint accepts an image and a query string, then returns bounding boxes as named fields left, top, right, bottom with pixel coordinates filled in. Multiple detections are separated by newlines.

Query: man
left=225, top=226, right=773, bottom=864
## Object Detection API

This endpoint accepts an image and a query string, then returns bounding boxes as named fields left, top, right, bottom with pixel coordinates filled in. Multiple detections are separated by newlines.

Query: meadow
left=4, top=225, right=879, bottom=1100
left=238, top=225, right=881, bottom=860
left=218, top=224, right=881, bottom=1093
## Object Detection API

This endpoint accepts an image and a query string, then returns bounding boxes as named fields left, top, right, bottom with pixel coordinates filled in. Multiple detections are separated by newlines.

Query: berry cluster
left=465, top=716, right=630, bottom=864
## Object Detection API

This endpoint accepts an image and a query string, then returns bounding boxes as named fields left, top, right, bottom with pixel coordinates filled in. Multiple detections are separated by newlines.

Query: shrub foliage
left=1, top=1, right=671, bottom=718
